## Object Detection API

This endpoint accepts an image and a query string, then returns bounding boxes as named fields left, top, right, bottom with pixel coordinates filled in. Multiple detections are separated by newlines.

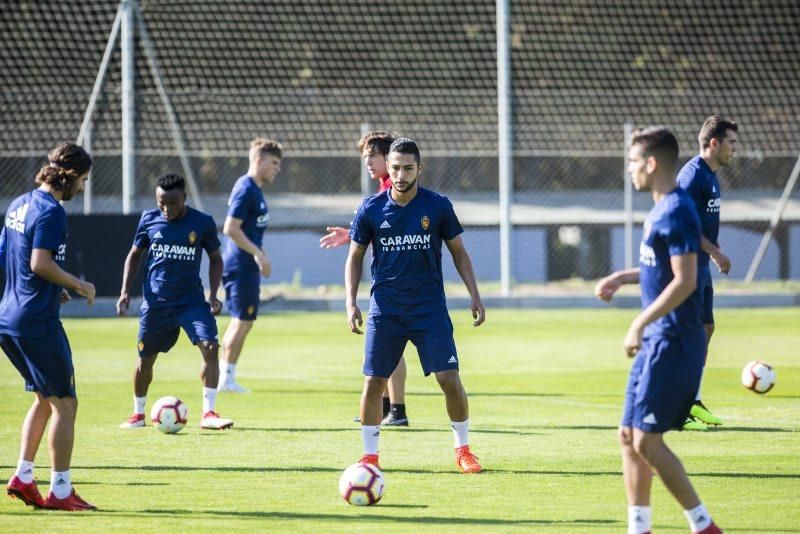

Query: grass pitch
left=1, top=308, right=798, bottom=532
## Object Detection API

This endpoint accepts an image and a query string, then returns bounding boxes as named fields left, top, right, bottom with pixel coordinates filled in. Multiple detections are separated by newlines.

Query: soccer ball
left=150, top=396, right=188, bottom=434
left=741, top=360, right=776, bottom=394
left=338, top=463, right=385, bottom=506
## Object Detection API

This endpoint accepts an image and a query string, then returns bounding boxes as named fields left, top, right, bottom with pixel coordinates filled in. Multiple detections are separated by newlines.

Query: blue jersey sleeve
left=203, top=215, right=221, bottom=254
left=32, top=207, right=65, bottom=252
left=227, top=183, right=251, bottom=220
left=0, top=226, right=6, bottom=268
left=440, top=198, right=464, bottom=241
left=133, top=211, right=150, bottom=249
left=664, top=207, right=700, bottom=257
left=349, top=202, right=373, bottom=245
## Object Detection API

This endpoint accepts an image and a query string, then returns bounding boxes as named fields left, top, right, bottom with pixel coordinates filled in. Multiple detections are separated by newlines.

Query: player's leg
left=219, top=271, right=259, bottom=392
left=359, top=314, right=405, bottom=467
left=219, top=318, right=254, bottom=392
left=415, top=312, right=480, bottom=473
left=7, top=393, right=50, bottom=508
left=619, top=426, right=653, bottom=534
left=632, top=337, right=721, bottom=533
left=383, top=356, right=409, bottom=426
left=121, top=306, right=179, bottom=428
left=1, top=335, right=50, bottom=507
left=632, top=430, right=720, bottom=533
left=688, top=280, right=722, bottom=427
left=620, top=352, right=655, bottom=533
left=182, top=302, right=232, bottom=429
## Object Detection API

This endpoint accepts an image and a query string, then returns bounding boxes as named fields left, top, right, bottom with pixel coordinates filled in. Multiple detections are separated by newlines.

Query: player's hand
left=347, top=303, right=363, bottom=334
left=59, top=288, right=72, bottom=304
left=595, top=275, right=621, bottom=302
left=255, top=250, right=272, bottom=277
left=711, top=250, right=731, bottom=275
left=76, top=281, right=96, bottom=306
left=209, top=297, right=222, bottom=316
left=320, top=226, right=351, bottom=249
left=471, top=298, right=485, bottom=327
left=623, top=321, right=644, bottom=358
left=116, top=292, right=130, bottom=316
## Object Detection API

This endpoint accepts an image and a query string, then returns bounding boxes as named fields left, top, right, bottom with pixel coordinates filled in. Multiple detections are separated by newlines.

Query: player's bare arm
left=30, top=248, right=95, bottom=305
left=624, top=253, right=697, bottom=357
left=699, top=234, right=731, bottom=274
left=207, top=248, right=223, bottom=315
left=345, top=241, right=367, bottom=334
left=445, top=235, right=485, bottom=327
left=117, top=245, right=144, bottom=316
left=224, top=215, right=271, bottom=277
left=594, top=268, right=640, bottom=302
left=320, top=226, right=351, bottom=249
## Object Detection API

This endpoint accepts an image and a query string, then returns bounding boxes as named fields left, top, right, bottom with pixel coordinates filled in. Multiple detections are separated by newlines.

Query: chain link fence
left=2, top=0, right=799, bottom=287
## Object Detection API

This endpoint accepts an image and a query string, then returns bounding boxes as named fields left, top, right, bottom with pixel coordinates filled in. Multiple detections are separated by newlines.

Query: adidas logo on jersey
left=153, top=231, right=163, bottom=239
left=5, top=203, right=29, bottom=233
left=380, top=220, right=391, bottom=229
left=448, top=355, right=458, bottom=364
left=642, top=413, right=657, bottom=425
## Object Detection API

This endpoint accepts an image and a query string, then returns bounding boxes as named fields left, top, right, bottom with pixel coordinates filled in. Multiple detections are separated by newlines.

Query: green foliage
left=1, top=309, right=798, bottom=531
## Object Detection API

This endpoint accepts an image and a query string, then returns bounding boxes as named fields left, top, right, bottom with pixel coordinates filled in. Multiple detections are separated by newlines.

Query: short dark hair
left=698, top=116, right=738, bottom=149
left=357, top=131, right=394, bottom=156
left=388, top=137, right=420, bottom=163
left=35, top=142, right=92, bottom=192
left=156, top=173, right=185, bottom=191
left=250, top=137, right=283, bottom=159
left=630, top=127, right=679, bottom=175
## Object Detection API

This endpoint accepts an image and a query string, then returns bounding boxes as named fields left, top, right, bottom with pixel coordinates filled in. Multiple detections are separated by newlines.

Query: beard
left=393, top=177, right=417, bottom=193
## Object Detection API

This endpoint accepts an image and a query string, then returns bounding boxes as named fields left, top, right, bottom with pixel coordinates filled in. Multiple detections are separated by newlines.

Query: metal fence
left=2, top=0, right=799, bottom=288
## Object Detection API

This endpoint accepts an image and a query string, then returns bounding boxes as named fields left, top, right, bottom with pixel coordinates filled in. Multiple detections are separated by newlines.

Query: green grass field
left=1, top=308, right=798, bottom=532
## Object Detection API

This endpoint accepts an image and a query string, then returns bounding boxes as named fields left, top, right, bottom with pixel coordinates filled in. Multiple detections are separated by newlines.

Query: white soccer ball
left=150, top=396, right=188, bottom=434
left=741, top=360, right=776, bottom=394
left=339, top=463, right=385, bottom=506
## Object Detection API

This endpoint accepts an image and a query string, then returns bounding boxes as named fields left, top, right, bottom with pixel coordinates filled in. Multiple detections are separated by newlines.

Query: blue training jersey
left=222, top=175, right=269, bottom=274
left=639, top=187, right=704, bottom=339
left=0, top=189, right=68, bottom=337
left=350, top=186, right=463, bottom=315
left=134, top=207, right=220, bottom=308
left=676, top=155, right=720, bottom=271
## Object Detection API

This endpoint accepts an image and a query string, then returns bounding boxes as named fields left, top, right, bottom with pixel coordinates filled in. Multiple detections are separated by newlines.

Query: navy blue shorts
left=1, top=324, right=75, bottom=398
left=224, top=270, right=260, bottom=321
left=138, top=302, right=218, bottom=357
left=621, top=335, right=704, bottom=433
left=698, top=274, right=714, bottom=325
left=364, top=311, right=458, bottom=378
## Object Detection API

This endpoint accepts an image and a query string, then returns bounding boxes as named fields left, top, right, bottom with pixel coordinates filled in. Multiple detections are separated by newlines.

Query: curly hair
left=357, top=131, right=394, bottom=156
left=35, top=143, right=92, bottom=192
left=156, top=172, right=186, bottom=191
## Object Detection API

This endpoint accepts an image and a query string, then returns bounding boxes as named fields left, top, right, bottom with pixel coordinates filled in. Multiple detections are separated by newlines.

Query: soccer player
left=217, top=138, right=282, bottom=393
left=595, top=127, right=722, bottom=534
left=321, top=131, right=411, bottom=426
left=2, top=143, right=98, bottom=511
left=676, top=116, right=738, bottom=430
left=345, top=138, right=485, bottom=473
left=117, top=173, right=232, bottom=430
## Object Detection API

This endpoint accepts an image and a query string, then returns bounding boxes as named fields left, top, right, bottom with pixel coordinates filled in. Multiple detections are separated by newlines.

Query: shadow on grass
left=249, top=388, right=564, bottom=398
left=230, top=427, right=544, bottom=436
left=5, top=466, right=796, bottom=480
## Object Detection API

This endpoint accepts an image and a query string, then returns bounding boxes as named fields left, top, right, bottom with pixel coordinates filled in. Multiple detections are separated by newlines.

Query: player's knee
left=618, top=426, right=633, bottom=448
left=363, top=375, right=387, bottom=395
left=434, top=369, right=460, bottom=390
left=48, top=395, right=78, bottom=417
left=199, top=341, right=219, bottom=359
left=632, top=431, right=659, bottom=460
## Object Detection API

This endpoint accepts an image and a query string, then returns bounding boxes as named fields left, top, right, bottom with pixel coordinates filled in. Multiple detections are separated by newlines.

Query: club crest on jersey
left=188, top=231, right=197, bottom=244
left=421, top=215, right=430, bottom=231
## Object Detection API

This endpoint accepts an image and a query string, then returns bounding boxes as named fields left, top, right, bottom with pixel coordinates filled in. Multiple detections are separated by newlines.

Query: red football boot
left=45, top=488, right=97, bottom=511
left=455, top=445, right=482, bottom=473
left=6, top=476, right=46, bottom=508
left=358, top=454, right=381, bottom=470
